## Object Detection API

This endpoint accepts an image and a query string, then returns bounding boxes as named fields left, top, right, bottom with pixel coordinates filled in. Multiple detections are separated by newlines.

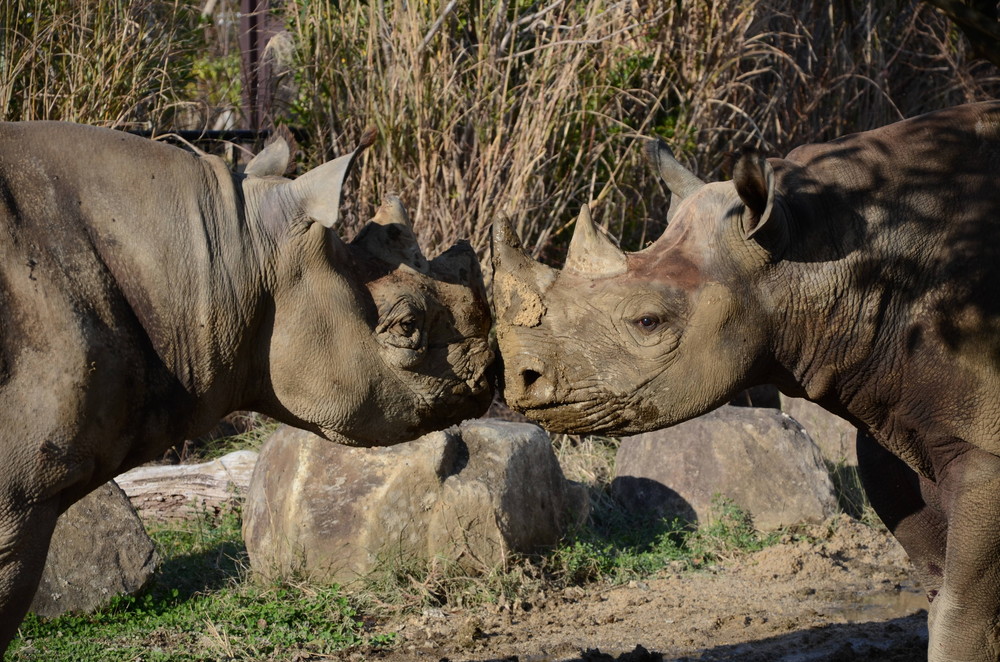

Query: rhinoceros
left=0, top=122, right=493, bottom=653
left=493, top=101, right=1000, bottom=662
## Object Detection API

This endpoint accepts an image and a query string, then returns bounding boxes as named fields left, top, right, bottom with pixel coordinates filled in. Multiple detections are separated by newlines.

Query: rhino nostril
left=521, top=368, right=542, bottom=389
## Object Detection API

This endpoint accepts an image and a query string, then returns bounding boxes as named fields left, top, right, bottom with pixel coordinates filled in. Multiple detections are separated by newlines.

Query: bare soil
left=359, top=515, right=928, bottom=662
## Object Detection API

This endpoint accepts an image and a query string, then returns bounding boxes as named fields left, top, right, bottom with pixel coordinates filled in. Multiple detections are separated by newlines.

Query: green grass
left=685, top=495, right=783, bottom=563
left=194, top=418, right=279, bottom=462
left=826, top=458, right=881, bottom=526
left=547, top=493, right=782, bottom=586
left=12, top=585, right=389, bottom=661
left=10, top=509, right=393, bottom=661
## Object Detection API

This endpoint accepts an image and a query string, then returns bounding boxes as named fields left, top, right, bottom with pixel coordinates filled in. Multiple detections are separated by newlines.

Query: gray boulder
left=780, top=395, right=859, bottom=465
left=30, top=481, right=158, bottom=618
left=612, top=405, right=838, bottom=531
left=243, top=420, right=583, bottom=584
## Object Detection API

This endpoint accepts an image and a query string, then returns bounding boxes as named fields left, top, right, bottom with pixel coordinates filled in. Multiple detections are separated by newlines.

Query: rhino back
left=783, top=102, right=1000, bottom=239
left=0, top=123, right=255, bottom=493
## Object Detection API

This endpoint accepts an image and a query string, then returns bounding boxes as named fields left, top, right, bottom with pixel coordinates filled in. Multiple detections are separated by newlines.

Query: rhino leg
left=925, top=445, right=1000, bottom=662
left=856, top=431, right=946, bottom=599
left=0, top=493, right=60, bottom=655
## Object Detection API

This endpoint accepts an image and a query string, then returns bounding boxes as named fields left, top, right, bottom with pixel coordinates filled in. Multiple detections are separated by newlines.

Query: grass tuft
left=11, top=507, right=390, bottom=661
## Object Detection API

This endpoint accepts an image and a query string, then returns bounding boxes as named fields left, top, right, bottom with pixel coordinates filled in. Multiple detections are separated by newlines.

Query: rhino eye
left=394, top=318, right=418, bottom=337
left=376, top=297, right=427, bottom=353
left=635, top=315, right=660, bottom=331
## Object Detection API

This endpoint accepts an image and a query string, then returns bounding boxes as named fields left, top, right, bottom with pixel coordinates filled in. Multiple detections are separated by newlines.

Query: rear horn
left=563, top=203, right=626, bottom=276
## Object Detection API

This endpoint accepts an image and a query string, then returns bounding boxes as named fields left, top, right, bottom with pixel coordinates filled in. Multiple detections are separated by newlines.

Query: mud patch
left=494, top=272, right=547, bottom=328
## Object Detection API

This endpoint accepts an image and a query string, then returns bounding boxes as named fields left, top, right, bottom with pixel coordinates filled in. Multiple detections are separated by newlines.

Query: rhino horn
left=351, top=195, right=429, bottom=272
left=491, top=216, right=557, bottom=294
left=290, top=125, right=377, bottom=229
left=563, top=203, right=627, bottom=276
left=644, top=138, right=704, bottom=220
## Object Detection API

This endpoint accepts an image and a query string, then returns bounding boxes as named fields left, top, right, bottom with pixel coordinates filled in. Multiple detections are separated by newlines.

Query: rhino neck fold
left=165, top=157, right=273, bottom=420
left=94, top=152, right=270, bottom=434
left=763, top=171, right=944, bottom=477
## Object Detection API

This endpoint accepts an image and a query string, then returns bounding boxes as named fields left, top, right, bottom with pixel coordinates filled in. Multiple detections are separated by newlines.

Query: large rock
left=780, top=395, right=859, bottom=465
left=30, top=481, right=158, bottom=618
left=243, top=420, right=583, bottom=584
left=612, top=406, right=839, bottom=531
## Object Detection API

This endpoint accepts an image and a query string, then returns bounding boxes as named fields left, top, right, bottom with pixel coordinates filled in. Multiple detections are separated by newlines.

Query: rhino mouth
left=515, top=398, right=629, bottom=436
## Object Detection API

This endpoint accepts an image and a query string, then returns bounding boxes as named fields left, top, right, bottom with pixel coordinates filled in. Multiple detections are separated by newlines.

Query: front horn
left=491, top=216, right=558, bottom=296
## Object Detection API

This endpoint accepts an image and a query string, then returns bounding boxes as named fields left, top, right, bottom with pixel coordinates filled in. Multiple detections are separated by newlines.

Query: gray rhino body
left=494, top=102, right=1000, bottom=662
left=0, top=122, right=493, bottom=653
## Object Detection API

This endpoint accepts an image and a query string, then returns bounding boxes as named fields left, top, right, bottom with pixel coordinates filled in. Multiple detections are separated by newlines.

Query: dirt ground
left=358, top=515, right=929, bottom=662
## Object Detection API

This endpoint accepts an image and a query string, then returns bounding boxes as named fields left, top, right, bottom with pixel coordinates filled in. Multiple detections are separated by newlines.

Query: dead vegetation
left=3, top=1, right=998, bottom=262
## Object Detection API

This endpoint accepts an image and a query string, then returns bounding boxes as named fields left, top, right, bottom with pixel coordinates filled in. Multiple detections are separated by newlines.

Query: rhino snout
left=503, top=352, right=558, bottom=409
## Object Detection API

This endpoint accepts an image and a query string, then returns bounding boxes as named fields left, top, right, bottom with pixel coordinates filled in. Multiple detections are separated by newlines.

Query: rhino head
left=492, top=141, right=780, bottom=435
left=244, top=132, right=494, bottom=445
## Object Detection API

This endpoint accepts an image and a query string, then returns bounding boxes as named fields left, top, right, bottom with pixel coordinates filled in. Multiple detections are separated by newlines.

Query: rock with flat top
left=243, top=420, right=584, bottom=583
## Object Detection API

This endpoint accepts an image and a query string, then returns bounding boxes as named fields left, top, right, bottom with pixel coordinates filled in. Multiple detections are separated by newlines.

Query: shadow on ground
left=437, top=613, right=928, bottom=662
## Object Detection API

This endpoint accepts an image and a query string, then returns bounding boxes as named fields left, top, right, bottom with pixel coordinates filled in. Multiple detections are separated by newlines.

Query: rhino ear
left=644, top=138, right=705, bottom=220
left=244, top=136, right=291, bottom=177
left=351, top=196, right=429, bottom=272
left=289, top=126, right=377, bottom=228
left=733, top=149, right=776, bottom=240
left=429, top=239, right=485, bottom=288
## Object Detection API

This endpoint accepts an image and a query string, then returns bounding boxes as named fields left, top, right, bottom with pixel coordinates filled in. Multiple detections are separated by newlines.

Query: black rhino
left=493, top=102, right=1000, bottom=662
left=0, top=122, right=493, bottom=653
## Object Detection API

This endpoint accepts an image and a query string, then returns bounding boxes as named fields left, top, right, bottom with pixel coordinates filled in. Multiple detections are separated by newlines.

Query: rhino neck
left=169, top=157, right=274, bottom=419
left=764, top=171, right=907, bottom=431
left=763, top=160, right=963, bottom=478
left=87, top=147, right=270, bottom=433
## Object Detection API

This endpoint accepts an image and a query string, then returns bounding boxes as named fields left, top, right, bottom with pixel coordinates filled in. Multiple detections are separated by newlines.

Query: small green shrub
left=685, top=495, right=782, bottom=564
left=546, top=491, right=782, bottom=586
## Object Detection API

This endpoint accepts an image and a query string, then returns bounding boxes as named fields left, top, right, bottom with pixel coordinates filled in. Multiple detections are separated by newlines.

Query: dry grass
left=286, top=1, right=665, bottom=260
left=284, top=0, right=1000, bottom=264
left=0, top=0, right=202, bottom=129
left=2, top=0, right=998, bottom=261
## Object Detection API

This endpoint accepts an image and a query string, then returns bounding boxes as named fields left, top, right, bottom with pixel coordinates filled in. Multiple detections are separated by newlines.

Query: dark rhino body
left=494, top=102, right=1000, bottom=661
left=0, top=122, right=493, bottom=654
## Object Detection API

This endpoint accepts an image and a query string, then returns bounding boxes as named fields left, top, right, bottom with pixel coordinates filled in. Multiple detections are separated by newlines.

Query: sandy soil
left=357, top=515, right=929, bottom=662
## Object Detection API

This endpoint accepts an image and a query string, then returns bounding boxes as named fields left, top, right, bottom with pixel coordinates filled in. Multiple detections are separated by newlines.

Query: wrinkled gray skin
left=494, top=102, right=1000, bottom=662
left=0, top=122, right=493, bottom=654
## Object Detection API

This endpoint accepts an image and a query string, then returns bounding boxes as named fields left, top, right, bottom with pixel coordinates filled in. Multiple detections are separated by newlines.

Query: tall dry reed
left=285, top=0, right=1000, bottom=262
left=2, top=0, right=997, bottom=261
left=0, top=0, right=202, bottom=129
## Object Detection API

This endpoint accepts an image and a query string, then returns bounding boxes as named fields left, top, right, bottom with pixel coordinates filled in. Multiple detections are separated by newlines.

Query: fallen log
left=116, top=450, right=258, bottom=522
